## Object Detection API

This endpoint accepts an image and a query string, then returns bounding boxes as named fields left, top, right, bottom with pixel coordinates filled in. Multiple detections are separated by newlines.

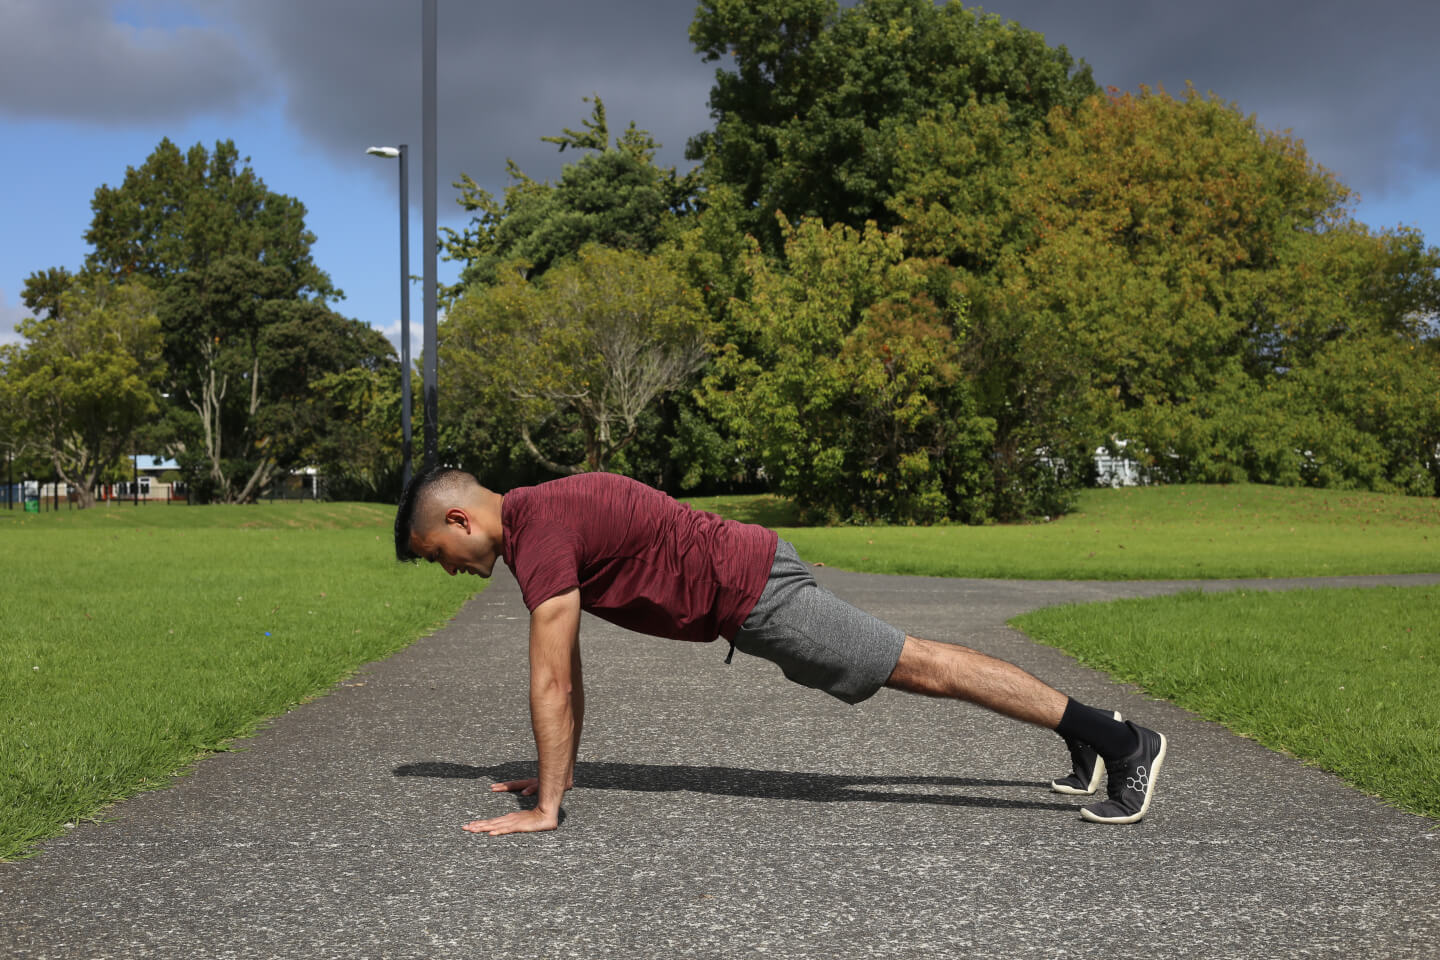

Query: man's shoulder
left=503, top=474, right=653, bottom=535
left=524, top=472, right=661, bottom=509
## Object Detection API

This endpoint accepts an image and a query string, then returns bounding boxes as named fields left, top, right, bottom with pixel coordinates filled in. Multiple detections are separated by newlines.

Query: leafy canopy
left=0, top=278, right=165, bottom=507
left=441, top=96, right=698, bottom=296
left=703, top=217, right=993, bottom=522
left=443, top=246, right=710, bottom=476
left=689, top=0, right=1096, bottom=251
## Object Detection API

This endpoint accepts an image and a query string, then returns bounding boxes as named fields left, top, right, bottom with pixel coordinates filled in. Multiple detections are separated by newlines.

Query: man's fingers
left=462, top=817, right=506, bottom=834
left=461, top=810, right=558, bottom=836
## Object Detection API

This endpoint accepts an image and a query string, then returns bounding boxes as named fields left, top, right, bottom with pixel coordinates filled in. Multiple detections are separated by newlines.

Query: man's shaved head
left=394, top=467, right=483, bottom=562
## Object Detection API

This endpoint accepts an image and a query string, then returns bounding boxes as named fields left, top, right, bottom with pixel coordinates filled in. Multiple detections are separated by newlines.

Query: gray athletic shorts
left=730, top=539, right=908, bottom=705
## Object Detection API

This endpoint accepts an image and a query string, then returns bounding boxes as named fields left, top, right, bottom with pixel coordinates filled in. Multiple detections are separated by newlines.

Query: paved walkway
left=4, top=569, right=1438, bottom=959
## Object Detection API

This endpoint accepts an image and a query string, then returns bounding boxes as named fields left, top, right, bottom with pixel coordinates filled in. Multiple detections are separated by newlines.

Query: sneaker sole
left=1079, top=732, right=1167, bottom=824
left=1050, top=711, right=1121, bottom=796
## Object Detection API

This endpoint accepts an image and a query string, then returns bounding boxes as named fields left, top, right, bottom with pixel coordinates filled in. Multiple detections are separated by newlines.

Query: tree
left=307, top=345, right=408, bottom=501
left=0, top=279, right=164, bottom=508
left=85, top=138, right=333, bottom=296
left=703, top=217, right=993, bottom=523
left=443, top=246, right=711, bottom=475
left=688, top=0, right=1096, bottom=252
left=80, top=137, right=344, bottom=502
left=442, top=97, right=698, bottom=296
left=894, top=85, right=1440, bottom=499
left=20, top=267, right=73, bottom=321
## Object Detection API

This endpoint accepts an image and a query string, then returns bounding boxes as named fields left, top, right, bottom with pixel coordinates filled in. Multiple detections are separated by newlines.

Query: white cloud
left=375, top=316, right=425, bottom=362
left=0, top=288, right=32, bottom=347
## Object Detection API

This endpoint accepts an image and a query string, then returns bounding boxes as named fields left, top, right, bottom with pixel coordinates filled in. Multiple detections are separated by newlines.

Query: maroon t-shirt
left=500, top=473, right=778, bottom=643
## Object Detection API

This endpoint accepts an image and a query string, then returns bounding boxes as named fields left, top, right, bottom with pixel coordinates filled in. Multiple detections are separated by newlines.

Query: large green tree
left=894, top=86, right=1440, bottom=499
left=703, top=217, right=993, bottom=522
left=0, top=279, right=165, bottom=508
left=688, top=0, right=1096, bottom=252
left=75, top=137, right=361, bottom=502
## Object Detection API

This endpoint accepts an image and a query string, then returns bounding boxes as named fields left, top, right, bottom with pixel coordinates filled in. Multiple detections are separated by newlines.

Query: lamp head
left=366, top=146, right=401, bottom=158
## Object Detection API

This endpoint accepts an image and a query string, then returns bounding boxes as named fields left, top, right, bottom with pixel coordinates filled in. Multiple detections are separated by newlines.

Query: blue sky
left=3, top=0, right=1437, bottom=354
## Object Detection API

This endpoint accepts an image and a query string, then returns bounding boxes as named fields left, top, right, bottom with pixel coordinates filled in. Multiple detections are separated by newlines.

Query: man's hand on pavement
left=462, top=808, right=559, bottom=836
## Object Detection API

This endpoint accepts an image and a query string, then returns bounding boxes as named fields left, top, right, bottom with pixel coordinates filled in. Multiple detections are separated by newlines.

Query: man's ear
left=444, top=507, right=471, bottom=533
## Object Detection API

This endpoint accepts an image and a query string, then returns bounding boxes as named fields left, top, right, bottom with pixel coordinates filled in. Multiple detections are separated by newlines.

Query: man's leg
left=883, top=635, right=1067, bottom=728
left=883, top=635, right=1167, bottom=824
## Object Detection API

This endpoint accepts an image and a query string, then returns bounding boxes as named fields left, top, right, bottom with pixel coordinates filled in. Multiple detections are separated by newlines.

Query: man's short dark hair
left=394, top=466, right=478, bottom=562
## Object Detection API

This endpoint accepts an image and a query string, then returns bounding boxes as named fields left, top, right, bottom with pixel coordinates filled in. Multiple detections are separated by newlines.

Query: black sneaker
left=1050, top=711, right=1121, bottom=796
left=1080, top=722, right=1167, bottom=824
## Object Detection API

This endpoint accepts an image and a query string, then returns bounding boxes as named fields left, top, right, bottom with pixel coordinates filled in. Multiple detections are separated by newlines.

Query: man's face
left=409, top=508, right=499, bottom=578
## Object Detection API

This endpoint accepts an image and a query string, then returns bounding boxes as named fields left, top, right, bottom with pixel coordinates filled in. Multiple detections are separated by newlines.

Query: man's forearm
left=570, top=642, right=584, bottom=770
left=530, top=677, right=576, bottom=818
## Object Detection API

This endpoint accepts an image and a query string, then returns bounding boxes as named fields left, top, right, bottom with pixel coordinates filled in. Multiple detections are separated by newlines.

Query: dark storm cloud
left=6, top=1, right=1434, bottom=207
left=984, top=0, right=1440, bottom=199
left=0, top=0, right=268, bottom=123
left=218, top=0, right=1440, bottom=206
left=216, top=0, right=715, bottom=199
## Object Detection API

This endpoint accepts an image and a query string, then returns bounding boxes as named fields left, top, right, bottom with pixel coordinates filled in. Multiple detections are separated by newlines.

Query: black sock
left=1055, top=698, right=1139, bottom=759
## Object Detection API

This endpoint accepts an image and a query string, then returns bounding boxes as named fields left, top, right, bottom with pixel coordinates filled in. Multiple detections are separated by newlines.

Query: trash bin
left=23, top=498, right=39, bottom=513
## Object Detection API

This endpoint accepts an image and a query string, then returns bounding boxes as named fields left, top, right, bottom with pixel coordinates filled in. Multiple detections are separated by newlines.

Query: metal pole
left=399, top=143, right=414, bottom=489
left=421, top=0, right=439, bottom=470
left=133, top=451, right=138, bottom=506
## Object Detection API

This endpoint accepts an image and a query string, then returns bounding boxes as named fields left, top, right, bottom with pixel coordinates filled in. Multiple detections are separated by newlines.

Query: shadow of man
left=394, top=760, right=1075, bottom=812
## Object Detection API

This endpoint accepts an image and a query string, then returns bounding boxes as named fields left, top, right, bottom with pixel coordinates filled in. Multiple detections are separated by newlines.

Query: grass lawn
left=1013, top=586, right=1440, bottom=820
left=4, top=484, right=1436, bottom=858
left=689, top=483, right=1440, bottom=579
left=0, top=500, right=476, bottom=861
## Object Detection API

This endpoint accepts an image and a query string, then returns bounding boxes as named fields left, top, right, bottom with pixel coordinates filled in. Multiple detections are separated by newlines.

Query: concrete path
left=4, top=569, right=1438, bottom=959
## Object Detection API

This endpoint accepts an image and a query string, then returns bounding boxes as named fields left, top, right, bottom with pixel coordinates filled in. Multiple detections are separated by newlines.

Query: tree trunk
left=233, top=456, right=276, bottom=504
left=188, top=342, right=231, bottom=502
left=519, top=422, right=583, bottom=476
left=51, top=449, right=97, bottom=509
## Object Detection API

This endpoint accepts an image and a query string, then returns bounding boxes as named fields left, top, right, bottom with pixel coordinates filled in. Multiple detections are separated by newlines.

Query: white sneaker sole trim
left=1079, top=732, right=1166, bottom=825
left=1049, top=711, right=1121, bottom=796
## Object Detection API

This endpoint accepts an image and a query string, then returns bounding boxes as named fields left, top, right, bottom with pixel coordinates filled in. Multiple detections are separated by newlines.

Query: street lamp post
left=366, top=144, right=414, bottom=490
left=422, top=0, right=439, bottom=471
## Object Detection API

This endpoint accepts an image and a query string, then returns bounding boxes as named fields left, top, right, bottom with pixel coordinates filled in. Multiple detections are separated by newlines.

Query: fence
left=4, top=476, right=326, bottom=510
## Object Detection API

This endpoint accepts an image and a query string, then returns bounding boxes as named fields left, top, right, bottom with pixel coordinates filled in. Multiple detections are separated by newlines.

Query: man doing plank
left=395, top=468, right=1166, bottom=836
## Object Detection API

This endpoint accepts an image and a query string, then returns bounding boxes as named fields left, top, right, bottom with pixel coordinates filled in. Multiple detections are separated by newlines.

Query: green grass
left=5, top=485, right=1437, bottom=857
left=680, top=492, right=802, bottom=529
left=688, top=484, right=1440, bottom=579
left=0, top=501, right=476, bottom=861
left=1013, top=586, right=1440, bottom=820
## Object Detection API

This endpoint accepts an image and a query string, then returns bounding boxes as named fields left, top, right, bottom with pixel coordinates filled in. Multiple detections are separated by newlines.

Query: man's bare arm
left=463, top=588, right=582, bottom=836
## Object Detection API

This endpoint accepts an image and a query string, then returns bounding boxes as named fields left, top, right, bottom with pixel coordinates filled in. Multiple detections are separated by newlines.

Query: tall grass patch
left=0, top=502, right=476, bottom=860
left=1014, top=586, right=1440, bottom=819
